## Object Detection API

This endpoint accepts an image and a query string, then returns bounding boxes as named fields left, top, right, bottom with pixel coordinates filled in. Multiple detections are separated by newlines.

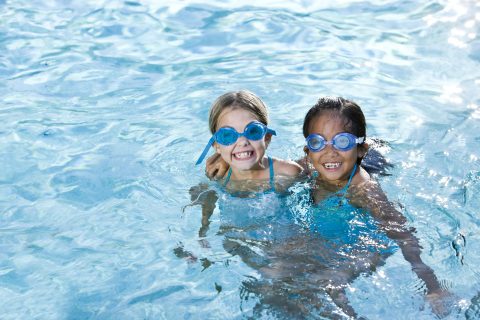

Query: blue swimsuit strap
left=223, top=156, right=275, bottom=192
left=268, top=156, right=276, bottom=192
left=336, top=162, right=357, bottom=198
left=223, top=167, right=232, bottom=187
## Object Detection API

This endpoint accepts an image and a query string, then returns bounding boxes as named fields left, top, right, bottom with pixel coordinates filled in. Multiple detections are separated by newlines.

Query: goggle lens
left=217, top=129, right=238, bottom=145
left=244, top=122, right=265, bottom=140
left=307, top=135, right=325, bottom=151
left=215, top=121, right=274, bottom=146
left=335, top=134, right=352, bottom=150
left=306, top=133, right=363, bottom=152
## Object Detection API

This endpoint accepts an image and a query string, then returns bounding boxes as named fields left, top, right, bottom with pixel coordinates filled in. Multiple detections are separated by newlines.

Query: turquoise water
left=1, top=0, right=480, bottom=319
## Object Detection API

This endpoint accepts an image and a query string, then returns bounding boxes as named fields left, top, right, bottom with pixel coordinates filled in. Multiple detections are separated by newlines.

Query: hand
left=205, top=153, right=229, bottom=180
left=426, top=289, right=458, bottom=318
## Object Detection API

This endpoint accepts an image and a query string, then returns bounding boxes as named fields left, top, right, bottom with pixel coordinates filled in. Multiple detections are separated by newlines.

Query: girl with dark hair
left=299, top=96, right=451, bottom=317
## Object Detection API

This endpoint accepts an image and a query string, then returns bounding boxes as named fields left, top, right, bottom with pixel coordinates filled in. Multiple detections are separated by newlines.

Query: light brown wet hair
left=208, top=90, right=269, bottom=134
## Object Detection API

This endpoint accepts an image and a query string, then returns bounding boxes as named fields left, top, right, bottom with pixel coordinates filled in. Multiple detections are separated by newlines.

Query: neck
left=315, top=177, right=347, bottom=191
left=229, top=156, right=269, bottom=181
left=314, top=163, right=358, bottom=190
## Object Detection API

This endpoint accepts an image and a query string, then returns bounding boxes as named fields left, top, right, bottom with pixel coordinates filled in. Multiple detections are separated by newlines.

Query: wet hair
left=208, top=90, right=269, bottom=134
left=303, top=96, right=367, bottom=164
left=303, top=96, right=366, bottom=139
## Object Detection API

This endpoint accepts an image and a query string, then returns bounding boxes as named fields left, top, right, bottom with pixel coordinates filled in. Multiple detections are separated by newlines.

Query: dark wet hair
left=303, top=96, right=367, bottom=164
left=303, top=96, right=366, bottom=139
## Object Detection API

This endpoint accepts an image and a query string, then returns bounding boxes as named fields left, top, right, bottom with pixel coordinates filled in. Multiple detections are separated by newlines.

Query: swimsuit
left=287, top=164, right=398, bottom=259
left=215, top=157, right=300, bottom=266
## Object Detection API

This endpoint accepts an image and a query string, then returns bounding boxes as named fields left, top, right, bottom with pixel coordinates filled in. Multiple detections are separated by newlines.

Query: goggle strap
left=356, top=136, right=365, bottom=144
left=267, top=128, right=277, bottom=136
left=195, top=136, right=215, bottom=165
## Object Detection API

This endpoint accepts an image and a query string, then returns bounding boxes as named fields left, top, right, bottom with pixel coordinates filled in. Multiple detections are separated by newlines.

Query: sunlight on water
left=1, top=0, right=480, bottom=319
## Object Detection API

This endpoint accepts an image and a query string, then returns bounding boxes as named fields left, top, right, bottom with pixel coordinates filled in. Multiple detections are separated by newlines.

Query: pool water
left=1, top=0, right=480, bottom=319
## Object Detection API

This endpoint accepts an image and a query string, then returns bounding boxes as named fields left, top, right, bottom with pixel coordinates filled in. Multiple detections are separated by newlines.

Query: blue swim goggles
left=196, top=121, right=276, bottom=165
left=306, top=132, right=365, bottom=152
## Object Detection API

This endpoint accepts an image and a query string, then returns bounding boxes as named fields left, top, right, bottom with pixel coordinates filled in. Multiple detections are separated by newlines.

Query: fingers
left=205, top=153, right=229, bottom=180
left=205, top=154, right=220, bottom=180
left=213, top=165, right=227, bottom=180
left=206, top=164, right=228, bottom=180
left=206, top=153, right=220, bottom=166
left=206, top=167, right=219, bottom=180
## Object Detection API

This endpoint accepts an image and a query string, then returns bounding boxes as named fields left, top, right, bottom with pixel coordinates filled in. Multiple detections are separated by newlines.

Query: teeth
left=324, top=162, right=341, bottom=169
left=235, top=151, right=253, bottom=159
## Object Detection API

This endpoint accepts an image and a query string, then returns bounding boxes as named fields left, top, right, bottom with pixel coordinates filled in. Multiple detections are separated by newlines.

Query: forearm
left=189, top=184, right=218, bottom=238
left=387, top=228, right=442, bottom=293
left=351, top=182, right=444, bottom=293
left=199, top=198, right=216, bottom=237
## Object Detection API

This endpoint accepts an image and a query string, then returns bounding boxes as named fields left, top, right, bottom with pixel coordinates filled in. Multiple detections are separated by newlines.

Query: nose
left=236, top=135, right=250, bottom=146
left=323, top=143, right=338, bottom=153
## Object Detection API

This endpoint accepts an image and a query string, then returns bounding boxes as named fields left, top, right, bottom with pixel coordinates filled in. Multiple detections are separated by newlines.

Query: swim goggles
left=196, top=121, right=276, bottom=165
left=306, top=132, right=365, bottom=152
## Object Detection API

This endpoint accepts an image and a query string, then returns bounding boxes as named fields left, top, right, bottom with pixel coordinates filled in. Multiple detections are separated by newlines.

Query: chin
left=319, top=171, right=344, bottom=182
left=232, top=161, right=256, bottom=171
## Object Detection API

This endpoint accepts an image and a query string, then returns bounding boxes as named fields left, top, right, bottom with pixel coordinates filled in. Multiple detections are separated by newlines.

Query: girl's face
left=215, top=107, right=270, bottom=171
left=306, top=113, right=367, bottom=185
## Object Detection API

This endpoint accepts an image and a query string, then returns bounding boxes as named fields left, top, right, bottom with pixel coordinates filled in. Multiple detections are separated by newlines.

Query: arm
left=272, top=157, right=305, bottom=193
left=188, top=183, right=218, bottom=238
left=355, top=185, right=456, bottom=316
left=350, top=182, right=442, bottom=294
left=173, top=183, right=217, bottom=263
left=174, top=184, right=218, bottom=267
left=295, top=155, right=312, bottom=175
left=205, top=153, right=305, bottom=182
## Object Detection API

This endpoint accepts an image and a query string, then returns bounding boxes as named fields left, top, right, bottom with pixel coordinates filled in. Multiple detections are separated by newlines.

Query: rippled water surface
left=1, top=0, right=480, bottom=319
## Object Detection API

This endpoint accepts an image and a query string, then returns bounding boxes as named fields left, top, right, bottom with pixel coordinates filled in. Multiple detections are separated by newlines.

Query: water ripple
left=1, top=0, right=480, bottom=318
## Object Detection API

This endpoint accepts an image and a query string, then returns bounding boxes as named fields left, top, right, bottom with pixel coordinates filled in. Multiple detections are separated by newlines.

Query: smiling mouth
left=233, top=151, right=254, bottom=160
left=323, top=162, right=341, bottom=169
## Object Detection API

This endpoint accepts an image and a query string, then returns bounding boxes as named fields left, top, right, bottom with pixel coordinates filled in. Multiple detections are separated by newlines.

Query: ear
left=357, top=142, right=369, bottom=159
left=303, top=146, right=310, bottom=156
left=265, top=133, right=273, bottom=148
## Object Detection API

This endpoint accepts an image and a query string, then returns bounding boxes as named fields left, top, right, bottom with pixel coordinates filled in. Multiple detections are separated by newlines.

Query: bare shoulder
left=348, top=171, right=389, bottom=209
left=272, top=157, right=303, bottom=177
left=351, top=166, right=372, bottom=186
left=349, top=178, right=406, bottom=224
left=350, top=176, right=387, bottom=202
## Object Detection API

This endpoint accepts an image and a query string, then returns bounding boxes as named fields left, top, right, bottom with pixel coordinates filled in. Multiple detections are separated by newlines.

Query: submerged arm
left=350, top=182, right=442, bottom=294
left=189, top=183, right=219, bottom=238
left=174, top=184, right=218, bottom=267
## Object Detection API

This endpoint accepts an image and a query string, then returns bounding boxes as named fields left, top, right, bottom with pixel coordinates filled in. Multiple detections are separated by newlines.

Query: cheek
left=348, top=149, right=359, bottom=161
left=216, top=145, right=230, bottom=155
left=346, top=152, right=360, bottom=166
left=307, top=150, right=320, bottom=160
left=307, top=153, right=321, bottom=169
left=252, top=140, right=267, bottom=149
